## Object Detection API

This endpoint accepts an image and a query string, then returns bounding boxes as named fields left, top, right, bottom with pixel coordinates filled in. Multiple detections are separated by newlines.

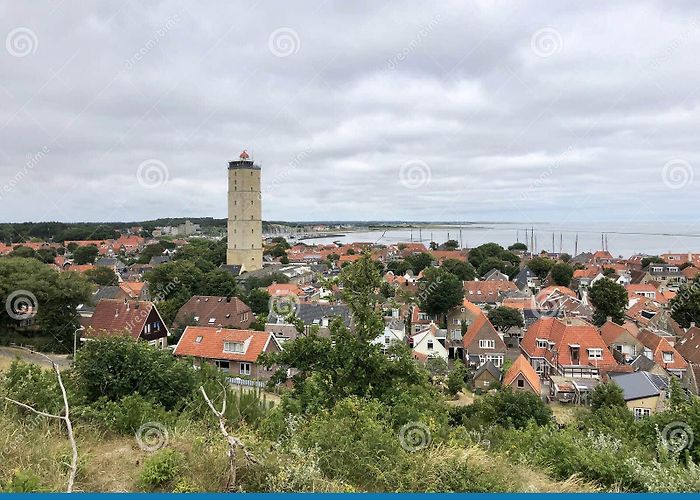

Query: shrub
left=73, top=337, right=198, bottom=410
left=74, top=394, right=174, bottom=434
left=139, top=449, right=185, bottom=490
left=1, top=470, right=43, bottom=492
left=451, top=388, right=552, bottom=430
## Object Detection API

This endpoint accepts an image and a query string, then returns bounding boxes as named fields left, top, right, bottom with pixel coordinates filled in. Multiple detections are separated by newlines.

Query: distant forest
left=0, top=218, right=234, bottom=243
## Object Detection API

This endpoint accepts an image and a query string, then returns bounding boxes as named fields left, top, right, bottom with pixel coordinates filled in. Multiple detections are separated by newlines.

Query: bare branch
left=6, top=346, right=78, bottom=493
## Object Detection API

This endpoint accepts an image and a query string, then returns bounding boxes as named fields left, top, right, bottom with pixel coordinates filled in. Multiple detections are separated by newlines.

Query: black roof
left=473, top=360, right=501, bottom=380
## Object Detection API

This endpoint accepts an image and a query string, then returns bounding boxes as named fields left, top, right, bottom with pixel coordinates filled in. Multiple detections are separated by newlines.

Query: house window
left=208, top=318, right=216, bottom=324
left=483, top=381, right=490, bottom=388
left=663, top=352, right=674, bottom=363
left=588, top=348, right=603, bottom=359
left=215, top=360, right=230, bottom=371
left=223, top=341, right=245, bottom=353
left=634, top=408, right=651, bottom=419
left=427, top=340, right=434, bottom=350
left=384, top=335, right=390, bottom=344
left=517, top=379, right=525, bottom=388
left=240, top=362, right=251, bottom=375
left=479, top=339, right=495, bottom=349
left=194, top=336, right=203, bottom=344
left=536, top=339, right=548, bottom=349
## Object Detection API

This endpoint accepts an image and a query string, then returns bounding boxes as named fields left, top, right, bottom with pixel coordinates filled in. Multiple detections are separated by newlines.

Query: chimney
left=226, top=296, right=231, bottom=303
left=606, top=316, right=613, bottom=323
left=691, top=322, right=697, bottom=329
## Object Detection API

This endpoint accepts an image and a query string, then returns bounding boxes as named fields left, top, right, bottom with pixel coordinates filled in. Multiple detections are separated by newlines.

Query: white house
left=411, top=323, right=449, bottom=362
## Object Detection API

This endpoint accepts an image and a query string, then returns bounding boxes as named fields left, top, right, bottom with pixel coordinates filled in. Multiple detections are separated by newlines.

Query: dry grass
left=446, top=390, right=476, bottom=406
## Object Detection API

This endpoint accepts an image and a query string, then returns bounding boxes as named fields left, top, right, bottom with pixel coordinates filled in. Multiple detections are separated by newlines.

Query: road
left=0, top=346, right=72, bottom=370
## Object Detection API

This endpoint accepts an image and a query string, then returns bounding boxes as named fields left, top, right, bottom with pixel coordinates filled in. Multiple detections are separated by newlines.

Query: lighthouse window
left=250, top=200, right=253, bottom=205
left=251, top=229, right=254, bottom=233
left=251, top=244, right=254, bottom=249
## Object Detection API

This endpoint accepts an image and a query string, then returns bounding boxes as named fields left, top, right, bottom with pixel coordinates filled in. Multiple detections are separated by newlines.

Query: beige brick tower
left=226, top=150, right=262, bottom=271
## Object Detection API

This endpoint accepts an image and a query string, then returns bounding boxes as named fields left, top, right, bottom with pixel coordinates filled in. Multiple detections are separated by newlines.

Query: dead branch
left=3, top=347, right=78, bottom=493
left=200, top=383, right=258, bottom=491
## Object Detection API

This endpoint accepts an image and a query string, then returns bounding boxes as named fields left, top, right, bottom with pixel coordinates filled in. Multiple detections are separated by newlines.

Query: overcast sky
left=1, top=1, right=699, bottom=228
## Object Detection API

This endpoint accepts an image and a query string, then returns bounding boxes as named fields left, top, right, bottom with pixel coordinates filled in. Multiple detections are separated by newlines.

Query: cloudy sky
left=1, top=1, right=699, bottom=227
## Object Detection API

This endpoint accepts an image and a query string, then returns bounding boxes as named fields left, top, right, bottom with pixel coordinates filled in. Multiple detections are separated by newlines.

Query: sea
left=294, top=221, right=700, bottom=258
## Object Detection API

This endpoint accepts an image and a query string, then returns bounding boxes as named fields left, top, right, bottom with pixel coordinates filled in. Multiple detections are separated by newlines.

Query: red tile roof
left=522, top=317, right=618, bottom=370
left=174, top=326, right=278, bottom=362
left=503, top=354, right=541, bottom=393
left=637, top=330, right=687, bottom=371
left=86, top=299, right=158, bottom=339
left=463, top=280, right=517, bottom=303
left=599, top=320, right=631, bottom=346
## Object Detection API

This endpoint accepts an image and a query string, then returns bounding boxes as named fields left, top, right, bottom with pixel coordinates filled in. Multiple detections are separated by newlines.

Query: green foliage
left=527, top=256, right=555, bottom=280
left=641, top=256, right=665, bottom=269
left=84, top=266, right=119, bottom=286
left=74, top=394, right=175, bottom=434
left=469, top=243, right=520, bottom=278
left=508, top=243, right=527, bottom=251
left=73, top=245, right=99, bottom=264
left=670, top=277, right=700, bottom=328
left=550, top=262, right=574, bottom=287
left=36, top=248, right=58, bottom=264
left=488, top=306, right=524, bottom=332
left=386, top=259, right=411, bottom=275
left=1, top=470, right=43, bottom=492
left=560, top=253, right=572, bottom=263
left=72, top=336, right=198, bottom=410
left=137, top=243, right=168, bottom=264
left=0, top=360, right=62, bottom=415
left=447, top=364, right=467, bottom=396
left=425, top=357, right=448, bottom=377
left=246, top=289, right=271, bottom=315
left=440, top=258, right=476, bottom=281
left=451, top=389, right=552, bottom=430
left=417, top=267, right=464, bottom=317
left=0, top=258, right=91, bottom=352
left=9, top=246, right=38, bottom=259
left=139, top=449, right=185, bottom=490
left=405, top=252, right=434, bottom=275
left=589, top=278, right=628, bottom=326
left=590, top=382, right=626, bottom=411
left=443, top=239, right=459, bottom=250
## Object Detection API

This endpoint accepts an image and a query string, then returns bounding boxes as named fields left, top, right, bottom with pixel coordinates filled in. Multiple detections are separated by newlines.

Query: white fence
left=226, top=376, right=266, bottom=389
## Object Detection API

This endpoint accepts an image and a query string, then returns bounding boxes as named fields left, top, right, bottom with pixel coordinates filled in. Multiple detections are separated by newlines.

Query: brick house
left=174, top=326, right=282, bottom=381
left=174, top=295, right=254, bottom=330
left=84, top=299, right=169, bottom=348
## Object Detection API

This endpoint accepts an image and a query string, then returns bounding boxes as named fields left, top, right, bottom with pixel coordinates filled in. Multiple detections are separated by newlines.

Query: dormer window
left=208, top=318, right=216, bottom=324
left=194, top=336, right=203, bottom=344
left=479, top=339, right=495, bottom=349
left=588, top=348, right=603, bottom=359
left=663, top=351, right=674, bottom=363
left=223, top=341, right=245, bottom=353
left=536, top=339, right=548, bottom=349
left=427, top=340, right=434, bottom=350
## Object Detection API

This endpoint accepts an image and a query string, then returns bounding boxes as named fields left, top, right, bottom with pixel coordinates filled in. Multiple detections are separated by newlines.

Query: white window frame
left=240, top=362, right=251, bottom=375
left=588, top=348, right=603, bottom=359
left=223, top=341, right=245, bottom=354
left=634, top=407, right=651, bottom=419
left=479, top=339, right=495, bottom=349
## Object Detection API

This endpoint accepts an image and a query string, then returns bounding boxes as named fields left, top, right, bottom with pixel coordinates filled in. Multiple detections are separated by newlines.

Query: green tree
left=670, top=277, right=700, bottom=328
left=246, top=288, right=271, bottom=315
left=589, top=278, right=628, bottom=326
left=72, top=336, right=198, bottom=410
left=259, top=253, right=433, bottom=413
left=550, top=262, right=574, bottom=287
left=35, top=247, right=58, bottom=264
left=405, top=252, right=434, bottom=275
left=508, top=243, right=528, bottom=251
left=73, top=245, right=99, bottom=264
left=137, top=243, right=167, bottom=264
left=560, top=253, right=572, bottom=263
left=443, top=239, right=459, bottom=250
left=452, top=388, right=552, bottom=429
left=417, top=267, right=464, bottom=318
left=447, top=363, right=468, bottom=396
left=201, top=268, right=241, bottom=297
left=441, top=259, right=476, bottom=281
left=488, top=306, right=524, bottom=333
left=9, top=246, right=37, bottom=259
left=0, top=258, right=91, bottom=352
left=590, top=382, right=626, bottom=411
left=641, top=256, right=665, bottom=269
left=84, top=266, right=119, bottom=286
left=425, top=357, right=448, bottom=377
left=527, top=256, right=555, bottom=280
left=386, top=259, right=411, bottom=276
